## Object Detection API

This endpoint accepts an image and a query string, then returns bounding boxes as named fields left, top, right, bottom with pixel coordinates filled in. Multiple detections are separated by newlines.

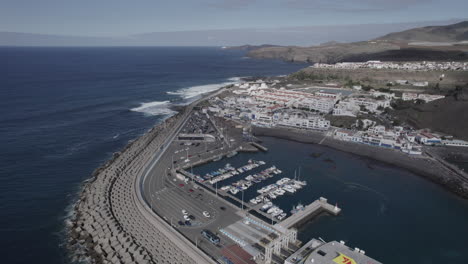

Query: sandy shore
left=253, top=126, right=468, bottom=199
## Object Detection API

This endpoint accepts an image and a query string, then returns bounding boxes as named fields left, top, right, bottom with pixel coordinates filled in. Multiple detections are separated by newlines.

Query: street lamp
left=241, top=190, right=244, bottom=211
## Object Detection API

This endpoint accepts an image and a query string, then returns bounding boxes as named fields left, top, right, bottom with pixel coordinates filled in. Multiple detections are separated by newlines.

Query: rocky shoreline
left=65, top=86, right=232, bottom=264
left=253, top=126, right=468, bottom=199
left=66, top=106, right=196, bottom=264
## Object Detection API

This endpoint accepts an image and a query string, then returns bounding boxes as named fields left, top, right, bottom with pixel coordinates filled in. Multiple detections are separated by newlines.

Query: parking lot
left=143, top=111, right=247, bottom=259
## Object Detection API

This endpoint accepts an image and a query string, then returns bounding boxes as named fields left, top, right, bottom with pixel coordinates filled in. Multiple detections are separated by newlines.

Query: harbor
left=94, top=93, right=467, bottom=264
left=162, top=112, right=354, bottom=264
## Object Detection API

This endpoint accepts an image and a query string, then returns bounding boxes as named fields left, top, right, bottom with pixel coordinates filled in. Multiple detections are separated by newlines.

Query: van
left=201, top=229, right=220, bottom=245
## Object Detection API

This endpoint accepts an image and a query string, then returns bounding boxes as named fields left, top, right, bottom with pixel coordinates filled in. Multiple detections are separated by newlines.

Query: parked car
left=203, top=211, right=210, bottom=218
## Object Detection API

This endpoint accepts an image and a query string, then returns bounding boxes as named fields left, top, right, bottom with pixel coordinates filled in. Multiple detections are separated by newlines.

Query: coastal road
left=141, top=110, right=245, bottom=259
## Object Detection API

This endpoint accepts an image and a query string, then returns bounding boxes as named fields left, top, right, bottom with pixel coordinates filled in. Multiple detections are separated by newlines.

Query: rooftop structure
left=285, top=239, right=382, bottom=264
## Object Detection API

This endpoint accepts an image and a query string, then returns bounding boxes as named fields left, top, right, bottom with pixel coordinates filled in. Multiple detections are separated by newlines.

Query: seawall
left=67, top=89, right=225, bottom=263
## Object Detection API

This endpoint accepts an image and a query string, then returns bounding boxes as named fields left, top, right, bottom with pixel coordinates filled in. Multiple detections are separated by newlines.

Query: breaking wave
left=130, top=101, right=176, bottom=116
left=167, top=77, right=243, bottom=99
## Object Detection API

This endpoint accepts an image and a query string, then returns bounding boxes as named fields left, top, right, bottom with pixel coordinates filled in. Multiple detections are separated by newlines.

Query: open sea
left=1, top=47, right=467, bottom=264
left=0, top=47, right=304, bottom=264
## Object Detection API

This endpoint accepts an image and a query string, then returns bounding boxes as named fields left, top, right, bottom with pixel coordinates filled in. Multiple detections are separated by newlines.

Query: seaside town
left=312, top=60, right=468, bottom=71
left=204, top=67, right=468, bottom=156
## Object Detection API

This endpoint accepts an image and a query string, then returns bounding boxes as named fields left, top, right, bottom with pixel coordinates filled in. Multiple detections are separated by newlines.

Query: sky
left=1, top=0, right=467, bottom=36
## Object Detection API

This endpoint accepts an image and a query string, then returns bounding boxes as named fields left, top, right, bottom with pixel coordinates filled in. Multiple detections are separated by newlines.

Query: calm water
left=0, top=47, right=305, bottom=264
left=193, top=137, right=468, bottom=263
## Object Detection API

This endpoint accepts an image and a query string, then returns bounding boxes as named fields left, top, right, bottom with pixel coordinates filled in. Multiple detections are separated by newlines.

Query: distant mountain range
left=246, top=21, right=468, bottom=63
left=376, top=21, right=468, bottom=42
left=1, top=19, right=465, bottom=47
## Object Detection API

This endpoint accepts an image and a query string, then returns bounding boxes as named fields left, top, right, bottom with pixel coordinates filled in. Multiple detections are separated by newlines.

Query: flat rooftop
left=285, top=239, right=382, bottom=264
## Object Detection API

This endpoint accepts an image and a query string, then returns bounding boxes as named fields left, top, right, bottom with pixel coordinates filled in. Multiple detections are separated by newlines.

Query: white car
left=203, top=211, right=210, bottom=218
left=182, top=210, right=188, bottom=215
left=183, top=215, right=190, bottom=221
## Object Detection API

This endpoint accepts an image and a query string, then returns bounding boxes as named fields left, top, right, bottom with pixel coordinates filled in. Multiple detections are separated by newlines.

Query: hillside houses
left=208, top=80, right=465, bottom=156
left=312, top=61, right=468, bottom=71
left=402, top=92, right=445, bottom=102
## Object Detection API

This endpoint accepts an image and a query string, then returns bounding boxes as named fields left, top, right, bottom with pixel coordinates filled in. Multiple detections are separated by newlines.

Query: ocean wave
left=167, top=77, right=243, bottom=99
left=130, top=101, right=176, bottom=116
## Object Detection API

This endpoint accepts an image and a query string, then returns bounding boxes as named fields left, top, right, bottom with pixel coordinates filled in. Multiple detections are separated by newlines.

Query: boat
left=290, top=203, right=305, bottom=214
left=212, top=156, right=222, bottom=162
left=283, top=185, right=296, bottom=193
left=276, top=213, right=287, bottom=220
left=261, top=202, right=273, bottom=211
left=250, top=198, right=258, bottom=204
left=267, top=206, right=278, bottom=214
left=226, top=151, right=238, bottom=158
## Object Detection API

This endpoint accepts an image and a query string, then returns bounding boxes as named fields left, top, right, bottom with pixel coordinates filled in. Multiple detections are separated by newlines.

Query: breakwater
left=68, top=97, right=219, bottom=263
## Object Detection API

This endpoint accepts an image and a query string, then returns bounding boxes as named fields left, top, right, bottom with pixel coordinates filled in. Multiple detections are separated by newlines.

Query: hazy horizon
left=1, top=0, right=468, bottom=46
left=1, top=19, right=466, bottom=47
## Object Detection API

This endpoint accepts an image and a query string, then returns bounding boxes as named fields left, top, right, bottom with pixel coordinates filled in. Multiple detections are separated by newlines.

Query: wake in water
left=166, top=77, right=242, bottom=99
left=130, top=100, right=176, bottom=117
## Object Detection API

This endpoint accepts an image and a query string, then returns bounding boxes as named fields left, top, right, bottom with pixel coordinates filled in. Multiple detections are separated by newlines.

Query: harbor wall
left=68, top=89, right=225, bottom=264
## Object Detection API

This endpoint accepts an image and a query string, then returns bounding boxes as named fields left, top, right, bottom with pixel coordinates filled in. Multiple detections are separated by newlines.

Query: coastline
left=252, top=126, right=468, bottom=199
left=66, top=85, right=232, bottom=264
left=66, top=85, right=468, bottom=264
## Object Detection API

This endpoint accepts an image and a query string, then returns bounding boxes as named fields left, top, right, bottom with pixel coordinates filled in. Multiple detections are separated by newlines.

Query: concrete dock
left=276, top=197, right=341, bottom=229
left=251, top=142, right=268, bottom=152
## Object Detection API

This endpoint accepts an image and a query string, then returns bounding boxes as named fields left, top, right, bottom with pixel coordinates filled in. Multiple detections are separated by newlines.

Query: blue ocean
left=0, top=47, right=305, bottom=264
left=2, top=47, right=468, bottom=264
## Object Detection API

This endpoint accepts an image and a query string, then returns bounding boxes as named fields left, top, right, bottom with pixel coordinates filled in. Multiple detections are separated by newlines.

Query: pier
left=251, top=142, right=268, bottom=152
left=276, top=197, right=341, bottom=229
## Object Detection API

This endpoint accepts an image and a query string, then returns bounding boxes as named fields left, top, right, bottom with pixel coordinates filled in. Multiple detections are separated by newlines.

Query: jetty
left=276, top=197, right=340, bottom=229
left=251, top=142, right=268, bottom=152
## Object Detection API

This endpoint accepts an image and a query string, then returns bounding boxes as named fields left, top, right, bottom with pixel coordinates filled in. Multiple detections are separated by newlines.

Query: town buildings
left=312, top=60, right=468, bottom=71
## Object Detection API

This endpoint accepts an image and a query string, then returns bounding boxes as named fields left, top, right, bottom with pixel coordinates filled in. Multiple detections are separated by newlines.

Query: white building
left=277, top=112, right=330, bottom=130
left=417, top=94, right=445, bottom=103
left=333, top=101, right=360, bottom=117
left=442, top=139, right=468, bottom=147
left=402, top=93, right=418, bottom=101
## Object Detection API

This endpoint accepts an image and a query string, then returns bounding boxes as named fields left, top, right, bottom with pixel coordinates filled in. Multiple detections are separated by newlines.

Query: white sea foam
left=167, top=77, right=243, bottom=99
left=130, top=101, right=176, bottom=116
